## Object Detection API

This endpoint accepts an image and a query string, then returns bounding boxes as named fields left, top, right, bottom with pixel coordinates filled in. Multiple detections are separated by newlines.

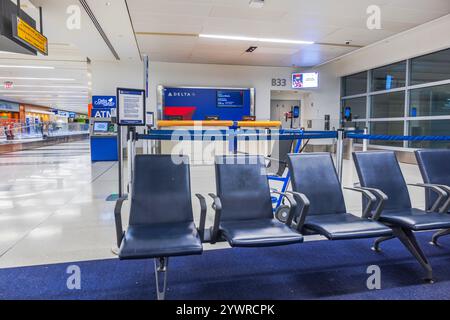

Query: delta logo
left=167, top=91, right=196, bottom=97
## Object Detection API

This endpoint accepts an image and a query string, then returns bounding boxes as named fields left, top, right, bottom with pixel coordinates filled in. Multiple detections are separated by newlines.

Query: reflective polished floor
left=0, top=139, right=426, bottom=268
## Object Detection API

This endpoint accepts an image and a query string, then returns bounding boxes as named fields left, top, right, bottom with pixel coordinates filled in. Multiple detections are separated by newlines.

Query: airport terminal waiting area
left=2, top=126, right=450, bottom=300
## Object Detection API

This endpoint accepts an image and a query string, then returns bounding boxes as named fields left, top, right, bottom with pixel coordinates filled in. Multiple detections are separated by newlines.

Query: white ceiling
left=127, top=0, right=450, bottom=67
left=0, top=0, right=141, bottom=114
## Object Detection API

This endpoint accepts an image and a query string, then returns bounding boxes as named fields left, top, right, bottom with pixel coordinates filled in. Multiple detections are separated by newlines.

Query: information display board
left=292, top=72, right=319, bottom=89
left=12, top=16, right=48, bottom=55
left=217, top=90, right=244, bottom=108
left=163, top=87, right=253, bottom=121
left=117, top=88, right=146, bottom=126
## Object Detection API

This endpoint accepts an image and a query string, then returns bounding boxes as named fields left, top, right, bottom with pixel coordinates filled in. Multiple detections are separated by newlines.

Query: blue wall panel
left=163, top=87, right=252, bottom=121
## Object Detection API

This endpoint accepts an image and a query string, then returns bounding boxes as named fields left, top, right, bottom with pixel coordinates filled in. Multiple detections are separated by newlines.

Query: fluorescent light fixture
left=0, top=65, right=55, bottom=69
left=199, top=34, right=314, bottom=45
left=0, top=90, right=88, bottom=94
left=11, top=85, right=89, bottom=89
left=4, top=94, right=87, bottom=98
left=0, top=77, right=75, bottom=81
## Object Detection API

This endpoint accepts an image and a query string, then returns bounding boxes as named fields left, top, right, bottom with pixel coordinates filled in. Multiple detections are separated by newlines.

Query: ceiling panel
left=128, top=0, right=450, bottom=67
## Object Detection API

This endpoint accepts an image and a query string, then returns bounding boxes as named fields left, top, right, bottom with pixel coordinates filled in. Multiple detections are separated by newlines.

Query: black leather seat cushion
left=305, top=213, right=392, bottom=240
left=380, top=208, right=450, bottom=231
left=119, top=222, right=203, bottom=259
left=220, top=219, right=304, bottom=247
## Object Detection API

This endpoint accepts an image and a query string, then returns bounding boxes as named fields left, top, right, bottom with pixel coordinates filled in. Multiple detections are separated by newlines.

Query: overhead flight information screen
left=217, top=90, right=244, bottom=108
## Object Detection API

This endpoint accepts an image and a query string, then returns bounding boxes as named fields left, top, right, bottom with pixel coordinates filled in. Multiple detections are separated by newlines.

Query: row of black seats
left=114, top=149, right=450, bottom=299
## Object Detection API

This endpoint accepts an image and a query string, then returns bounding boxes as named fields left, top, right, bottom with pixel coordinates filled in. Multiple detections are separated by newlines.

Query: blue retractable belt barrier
left=346, top=133, right=450, bottom=141
left=136, top=130, right=338, bottom=141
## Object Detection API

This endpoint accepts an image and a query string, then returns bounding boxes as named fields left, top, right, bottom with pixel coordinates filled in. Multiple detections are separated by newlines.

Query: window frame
left=340, top=49, right=450, bottom=150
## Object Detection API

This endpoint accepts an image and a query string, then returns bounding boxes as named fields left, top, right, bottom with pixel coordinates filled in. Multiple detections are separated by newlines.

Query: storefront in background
left=24, top=105, right=55, bottom=126
left=73, top=113, right=88, bottom=123
left=0, top=100, right=20, bottom=123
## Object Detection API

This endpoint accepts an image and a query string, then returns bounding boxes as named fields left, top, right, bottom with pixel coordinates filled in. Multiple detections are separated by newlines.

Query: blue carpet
left=1, top=232, right=450, bottom=300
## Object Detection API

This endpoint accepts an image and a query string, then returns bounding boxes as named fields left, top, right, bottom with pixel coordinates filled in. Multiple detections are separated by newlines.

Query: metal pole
left=363, top=127, right=368, bottom=152
left=127, top=129, right=133, bottom=195
left=117, top=126, right=123, bottom=197
left=39, top=7, right=43, bottom=33
left=336, top=129, right=345, bottom=184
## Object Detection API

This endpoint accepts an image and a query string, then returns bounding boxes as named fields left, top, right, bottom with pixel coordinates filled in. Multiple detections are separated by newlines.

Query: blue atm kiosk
left=90, top=98, right=118, bottom=161
left=90, top=117, right=118, bottom=161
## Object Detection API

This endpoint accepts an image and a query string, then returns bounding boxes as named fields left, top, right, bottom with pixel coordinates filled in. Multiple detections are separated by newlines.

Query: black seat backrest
left=415, top=149, right=450, bottom=211
left=129, top=155, right=193, bottom=226
left=353, top=151, right=412, bottom=211
left=287, top=153, right=347, bottom=215
left=215, top=155, right=273, bottom=221
left=267, top=139, right=294, bottom=176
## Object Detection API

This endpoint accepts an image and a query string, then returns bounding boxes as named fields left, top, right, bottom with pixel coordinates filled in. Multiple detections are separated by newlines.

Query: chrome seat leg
left=154, top=257, right=169, bottom=300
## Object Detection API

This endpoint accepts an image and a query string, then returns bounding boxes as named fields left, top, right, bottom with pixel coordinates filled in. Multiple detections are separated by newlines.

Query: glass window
left=370, top=121, right=404, bottom=147
left=342, top=72, right=367, bottom=96
left=409, top=83, right=450, bottom=117
left=371, top=91, right=405, bottom=118
left=341, top=97, right=366, bottom=121
left=408, top=119, right=450, bottom=149
left=371, top=61, right=406, bottom=91
left=410, top=48, right=450, bottom=85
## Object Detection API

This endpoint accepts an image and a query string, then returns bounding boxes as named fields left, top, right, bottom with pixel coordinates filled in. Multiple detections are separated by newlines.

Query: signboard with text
left=92, top=96, right=116, bottom=108
left=92, top=107, right=114, bottom=119
left=0, top=100, right=19, bottom=112
left=12, top=16, right=48, bottom=55
left=117, top=88, right=146, bottom=126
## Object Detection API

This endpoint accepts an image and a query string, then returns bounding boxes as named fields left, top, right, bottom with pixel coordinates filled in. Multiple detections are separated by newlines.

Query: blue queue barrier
left=136, top=129, right=340, bottom=211
left=346, top=132, right=450, bottom=141
left=133, top=129, right=450, bottom=212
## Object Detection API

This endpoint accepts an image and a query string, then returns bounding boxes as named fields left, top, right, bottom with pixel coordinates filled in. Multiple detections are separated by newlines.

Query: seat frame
left=353, top=151, right=450, bottom=282
left=114, top=192, right=207, bottom=300
left=415, top=150, right=450, bottom=246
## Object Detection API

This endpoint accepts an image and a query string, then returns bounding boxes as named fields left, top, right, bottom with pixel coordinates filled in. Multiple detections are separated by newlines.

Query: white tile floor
left=0, top=139, right=427, bottom=268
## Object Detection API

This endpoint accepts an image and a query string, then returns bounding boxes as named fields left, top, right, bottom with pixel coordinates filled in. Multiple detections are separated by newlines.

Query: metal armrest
left=208, top=193, right=222, bottom=244
left=270, top=190, right=297, bottom=226
left=432, top=184, right=450, bottom=213
left=408, top=183, right=448, bottom=213
left=344, top=187, right=377, bottom=219
left=114, top=196, right=128, bottom=248
left=354, top=187, right=388, bottom=221
left=195, top=194, right=207, bottom=242
left=265, top=156, right=287, bottom=165
left=285, top=191, right=310, bottom=231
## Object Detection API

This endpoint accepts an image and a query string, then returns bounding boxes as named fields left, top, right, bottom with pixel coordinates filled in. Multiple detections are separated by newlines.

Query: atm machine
left=90, top=117, right=118, bottom=161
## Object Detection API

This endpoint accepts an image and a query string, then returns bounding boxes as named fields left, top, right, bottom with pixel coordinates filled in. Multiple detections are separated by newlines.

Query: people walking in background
left=39, top=122, right=44, bottom=137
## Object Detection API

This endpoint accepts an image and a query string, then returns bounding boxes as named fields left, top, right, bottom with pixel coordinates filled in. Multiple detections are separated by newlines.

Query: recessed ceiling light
left=0, top=77, right=75, bottom=81
left=199, top=34, right=314, bottom=45
left=0, top=65, right=55, bottom=69
left=249, top=0, right=264, bottom=9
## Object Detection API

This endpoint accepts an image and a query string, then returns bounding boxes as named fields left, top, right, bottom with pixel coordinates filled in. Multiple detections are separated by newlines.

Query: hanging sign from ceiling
left=12, top=16, right=48, bottom=56
left=4, top=81, right=14, bottom=89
